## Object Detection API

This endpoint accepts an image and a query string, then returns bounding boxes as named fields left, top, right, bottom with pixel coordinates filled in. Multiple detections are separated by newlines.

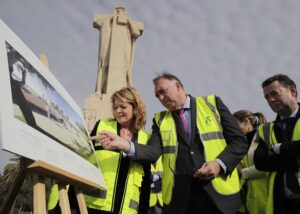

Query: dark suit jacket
left=134, top=95, right=247, bottom=213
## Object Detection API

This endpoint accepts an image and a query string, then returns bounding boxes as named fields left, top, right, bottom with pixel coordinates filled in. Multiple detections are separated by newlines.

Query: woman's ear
left=243, top=118, right=253, bottom=132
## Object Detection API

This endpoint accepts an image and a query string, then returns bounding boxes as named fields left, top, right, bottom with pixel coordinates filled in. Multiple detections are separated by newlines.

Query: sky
left=1, top=0, right=300, bottom=172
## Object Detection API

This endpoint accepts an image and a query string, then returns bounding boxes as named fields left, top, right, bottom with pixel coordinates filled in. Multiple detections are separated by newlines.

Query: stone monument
left=83, top=7, right=144, bottom=131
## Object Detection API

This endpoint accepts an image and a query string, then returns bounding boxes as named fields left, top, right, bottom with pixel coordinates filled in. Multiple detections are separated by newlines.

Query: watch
left=269, top=144, right=276, bottom=154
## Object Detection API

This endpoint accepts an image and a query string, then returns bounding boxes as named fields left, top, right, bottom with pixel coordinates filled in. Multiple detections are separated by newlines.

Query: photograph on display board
left=7, top=42, right=93, bottom=159
left=0, top=19, right=105, bottom=188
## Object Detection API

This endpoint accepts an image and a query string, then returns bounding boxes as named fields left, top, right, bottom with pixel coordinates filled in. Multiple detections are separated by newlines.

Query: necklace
left=121, top=128, right=131, bottom=136
left=124, top=128, right=130, bottom=135
left=121, top=127, right=132, bottom=141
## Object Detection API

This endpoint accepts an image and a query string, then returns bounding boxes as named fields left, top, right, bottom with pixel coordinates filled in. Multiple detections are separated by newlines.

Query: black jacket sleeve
left=215, top=97, right=249, bottom=175
left=279, top=140, right=300, bottom=158
left=254, top=137, right=299, bottom=172
left=135, top=117, right=163, bottom=164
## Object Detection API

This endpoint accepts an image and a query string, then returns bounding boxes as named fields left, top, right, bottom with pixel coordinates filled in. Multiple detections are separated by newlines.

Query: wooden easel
left=28, top=160, right=101, bottom=214
left=0, top=158, right=101, bottom=214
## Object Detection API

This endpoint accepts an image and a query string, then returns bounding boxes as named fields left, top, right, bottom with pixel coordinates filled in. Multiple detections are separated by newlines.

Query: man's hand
left=193, top=160, right=221, bottom=180
left=89, top=131, right=131, bottom=153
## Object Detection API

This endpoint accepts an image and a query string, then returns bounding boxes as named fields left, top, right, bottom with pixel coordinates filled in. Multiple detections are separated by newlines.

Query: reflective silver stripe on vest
left=263, top=123, right=271, bottom=146
left=87, top=188, right=107, bottom=199
left=129, top=199, right=139, bottom=211
left=204, top=97, right=223, bottom=132
left=99, top=189, right=107, bottom=199
left=162, top=146, right=176, bottom=154
left=200, top=131, right=224, bottom=141
left=157, top=111, right=167, bottom=127
left=152, top=171, right=163, bottom=177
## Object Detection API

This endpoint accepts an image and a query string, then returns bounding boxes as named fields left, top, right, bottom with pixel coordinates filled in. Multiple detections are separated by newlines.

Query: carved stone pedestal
left=83, top=93, right=112, bottom=132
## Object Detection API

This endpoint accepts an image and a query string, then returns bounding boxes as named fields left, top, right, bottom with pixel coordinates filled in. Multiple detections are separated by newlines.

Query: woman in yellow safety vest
left=233, top=110, right=268, bottom=214
left=86, top=87, right=151, bottom=214
left=48, top=87, right=151, bottom=214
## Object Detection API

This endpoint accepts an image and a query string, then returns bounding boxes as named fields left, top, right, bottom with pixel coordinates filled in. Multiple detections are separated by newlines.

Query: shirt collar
left=181, top=94, right=190, bottom=109
left=280, top=105, right=299, bottom=120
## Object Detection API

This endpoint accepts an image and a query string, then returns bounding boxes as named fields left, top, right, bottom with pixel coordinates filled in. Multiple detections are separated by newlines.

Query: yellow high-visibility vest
left=84, top=119, right=150, bottom=213
left=155, top=95, right=240, bottom=205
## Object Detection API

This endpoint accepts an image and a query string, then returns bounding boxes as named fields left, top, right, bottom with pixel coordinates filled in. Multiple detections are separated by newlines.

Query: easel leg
left=33, top=174, right=46, bottom=214
left=58, top=184, right=71, bottom=214
left=75, top=187, right=88, bottom=214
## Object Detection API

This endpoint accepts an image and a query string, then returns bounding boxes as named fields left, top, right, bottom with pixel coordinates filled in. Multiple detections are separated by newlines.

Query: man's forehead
left=264, top=81, right=279, bottom=89
left=263, top=81, right=285, bottom=93
left=155, top=78, right=172, bottom=87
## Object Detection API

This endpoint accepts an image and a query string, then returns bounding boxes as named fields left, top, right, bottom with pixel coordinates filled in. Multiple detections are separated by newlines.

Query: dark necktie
left=281, top=117, right=295, bottom=141
left=177, top=109, right=189, bottom=138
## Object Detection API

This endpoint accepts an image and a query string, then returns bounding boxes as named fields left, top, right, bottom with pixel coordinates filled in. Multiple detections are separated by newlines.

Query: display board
left=0, top=19, right=105, bottom=189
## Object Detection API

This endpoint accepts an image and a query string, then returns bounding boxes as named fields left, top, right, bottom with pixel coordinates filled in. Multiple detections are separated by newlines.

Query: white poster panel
left=0, top=19, right=105, bottom=189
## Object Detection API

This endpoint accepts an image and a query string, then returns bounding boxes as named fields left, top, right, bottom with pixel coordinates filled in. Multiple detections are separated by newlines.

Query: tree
left=0, top=156, right=53, bottom=213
